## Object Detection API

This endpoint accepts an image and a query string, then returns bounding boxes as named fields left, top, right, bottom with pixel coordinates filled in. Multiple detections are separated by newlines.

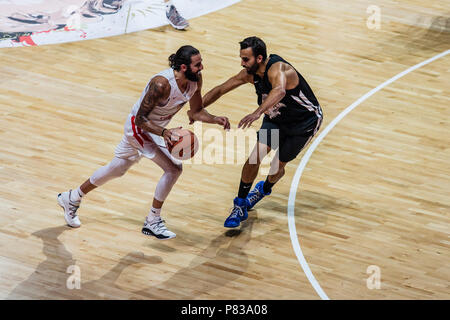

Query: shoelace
left=247, top=189, right=262, bottom=205
left=229, top=206, right=243, bottom=219
left=68, top=202, right=79, bottom=218
left=149, top=219, right=168, bottom=232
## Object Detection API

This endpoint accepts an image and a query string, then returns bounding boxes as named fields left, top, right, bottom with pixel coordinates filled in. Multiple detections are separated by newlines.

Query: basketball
left=167, top=128, right=199, bottom=160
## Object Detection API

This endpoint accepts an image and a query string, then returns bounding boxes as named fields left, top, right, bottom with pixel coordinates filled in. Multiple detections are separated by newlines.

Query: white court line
left=287, top=49, right=450, bottom=300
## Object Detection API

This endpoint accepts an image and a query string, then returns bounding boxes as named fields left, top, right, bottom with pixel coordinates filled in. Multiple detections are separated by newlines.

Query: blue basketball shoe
left=224, top=197, right=248, bottom=228
left=245, top=181, right=271, bottom=210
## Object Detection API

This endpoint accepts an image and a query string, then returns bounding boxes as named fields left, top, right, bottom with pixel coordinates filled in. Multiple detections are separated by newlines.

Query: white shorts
left=115, top=115, right=181, bottom=166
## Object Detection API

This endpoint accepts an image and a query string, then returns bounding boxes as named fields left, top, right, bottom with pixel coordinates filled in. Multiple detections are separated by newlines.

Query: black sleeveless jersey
left=253, top=54, right=322, bottom=133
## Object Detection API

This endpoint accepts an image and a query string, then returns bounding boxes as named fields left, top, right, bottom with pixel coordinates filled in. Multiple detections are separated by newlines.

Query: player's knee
left=246, top=155, right=263, bottom=168
left=110, top=161, right=131, bottom=177
left=168, top=164, right=183, bottom=177
left=270, top=160, right=285, bottom=177
left=175, top=164, right=183, bottom=176
left=118, top=166, right=130, bottom=177
left=248, top=149, right=268, bottom=165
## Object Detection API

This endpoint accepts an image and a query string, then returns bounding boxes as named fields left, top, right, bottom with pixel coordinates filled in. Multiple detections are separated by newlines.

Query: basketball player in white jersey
left=57, top=45, right=230, bottom=240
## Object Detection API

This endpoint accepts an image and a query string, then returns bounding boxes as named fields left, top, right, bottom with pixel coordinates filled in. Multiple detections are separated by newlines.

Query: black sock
left=238, top=180, right=253, bottom=199
left=263, top=178, right=275, bottom=194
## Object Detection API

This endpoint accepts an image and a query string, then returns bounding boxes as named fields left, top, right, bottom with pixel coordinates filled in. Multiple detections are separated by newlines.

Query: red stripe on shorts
left=131, top=116, right=144, bottom=147
left=136, top=126, right=151, bottom=142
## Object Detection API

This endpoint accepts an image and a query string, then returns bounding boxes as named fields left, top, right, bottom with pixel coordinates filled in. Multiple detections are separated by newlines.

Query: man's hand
left=162, top=127, right=182, bottom=147
left=214, top=116, right=231, bottom=131
left=187, top=109, right=230, bottom=131
left=238, top=111, right=262, bottom=129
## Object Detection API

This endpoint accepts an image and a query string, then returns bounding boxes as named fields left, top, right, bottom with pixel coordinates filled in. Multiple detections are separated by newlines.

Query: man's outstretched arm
left=202, top=69, right=252, bottom=108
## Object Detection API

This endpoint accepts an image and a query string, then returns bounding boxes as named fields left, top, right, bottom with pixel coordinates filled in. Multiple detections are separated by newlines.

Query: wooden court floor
left=0, top=0, right=448, bottom=299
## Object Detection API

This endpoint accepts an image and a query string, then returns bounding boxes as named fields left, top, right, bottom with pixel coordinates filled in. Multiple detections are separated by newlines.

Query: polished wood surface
left=0, top=0, right=449, bottom=299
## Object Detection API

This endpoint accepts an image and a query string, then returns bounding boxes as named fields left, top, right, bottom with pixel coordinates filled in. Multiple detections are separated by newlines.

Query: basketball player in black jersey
left=193, top=36, right=323, bottom=228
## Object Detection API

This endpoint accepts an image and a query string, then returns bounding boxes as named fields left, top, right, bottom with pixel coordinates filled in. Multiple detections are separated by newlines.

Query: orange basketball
left=167, top=128, right=199, bottom=160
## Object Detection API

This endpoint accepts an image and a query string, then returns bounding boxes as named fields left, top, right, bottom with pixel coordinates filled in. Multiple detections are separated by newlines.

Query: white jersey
left=123, top=68, right=198, bottom=148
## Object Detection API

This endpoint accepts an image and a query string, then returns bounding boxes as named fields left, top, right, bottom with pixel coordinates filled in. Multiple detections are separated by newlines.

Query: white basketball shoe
left=142, top=217, right=176, bottom=240
left=57, top=190, right=81, bottom=228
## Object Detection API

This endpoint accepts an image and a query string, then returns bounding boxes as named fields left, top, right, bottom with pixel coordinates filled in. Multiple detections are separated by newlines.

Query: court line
left=287, top=49, right=450, bottom=300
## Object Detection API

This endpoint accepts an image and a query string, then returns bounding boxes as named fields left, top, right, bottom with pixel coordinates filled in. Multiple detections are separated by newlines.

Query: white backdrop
left=0, top=0, right=241, bottom=47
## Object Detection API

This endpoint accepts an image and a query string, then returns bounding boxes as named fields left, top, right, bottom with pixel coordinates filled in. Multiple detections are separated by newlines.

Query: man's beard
left=186, top=66, right=200, bottom=82
left=245, top=62, right=259, bottom=75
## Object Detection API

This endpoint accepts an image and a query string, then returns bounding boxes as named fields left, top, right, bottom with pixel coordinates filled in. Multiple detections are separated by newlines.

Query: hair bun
left=168, top=53, right=176, bottom=68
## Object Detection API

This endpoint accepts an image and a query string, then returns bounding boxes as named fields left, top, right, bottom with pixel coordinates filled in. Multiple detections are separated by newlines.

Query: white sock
left=70, top=187, right=84, bottom=203
left=147, top=207, right=161, bottom=223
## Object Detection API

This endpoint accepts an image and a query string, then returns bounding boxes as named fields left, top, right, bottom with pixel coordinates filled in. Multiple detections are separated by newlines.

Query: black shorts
left=256, top=116, right=322, bottom=162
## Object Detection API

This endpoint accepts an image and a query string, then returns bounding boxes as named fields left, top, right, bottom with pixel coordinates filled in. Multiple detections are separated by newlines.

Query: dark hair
left=168, top=45, right=200, bottom=71
left=239, top=36, right=267, bottom=61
